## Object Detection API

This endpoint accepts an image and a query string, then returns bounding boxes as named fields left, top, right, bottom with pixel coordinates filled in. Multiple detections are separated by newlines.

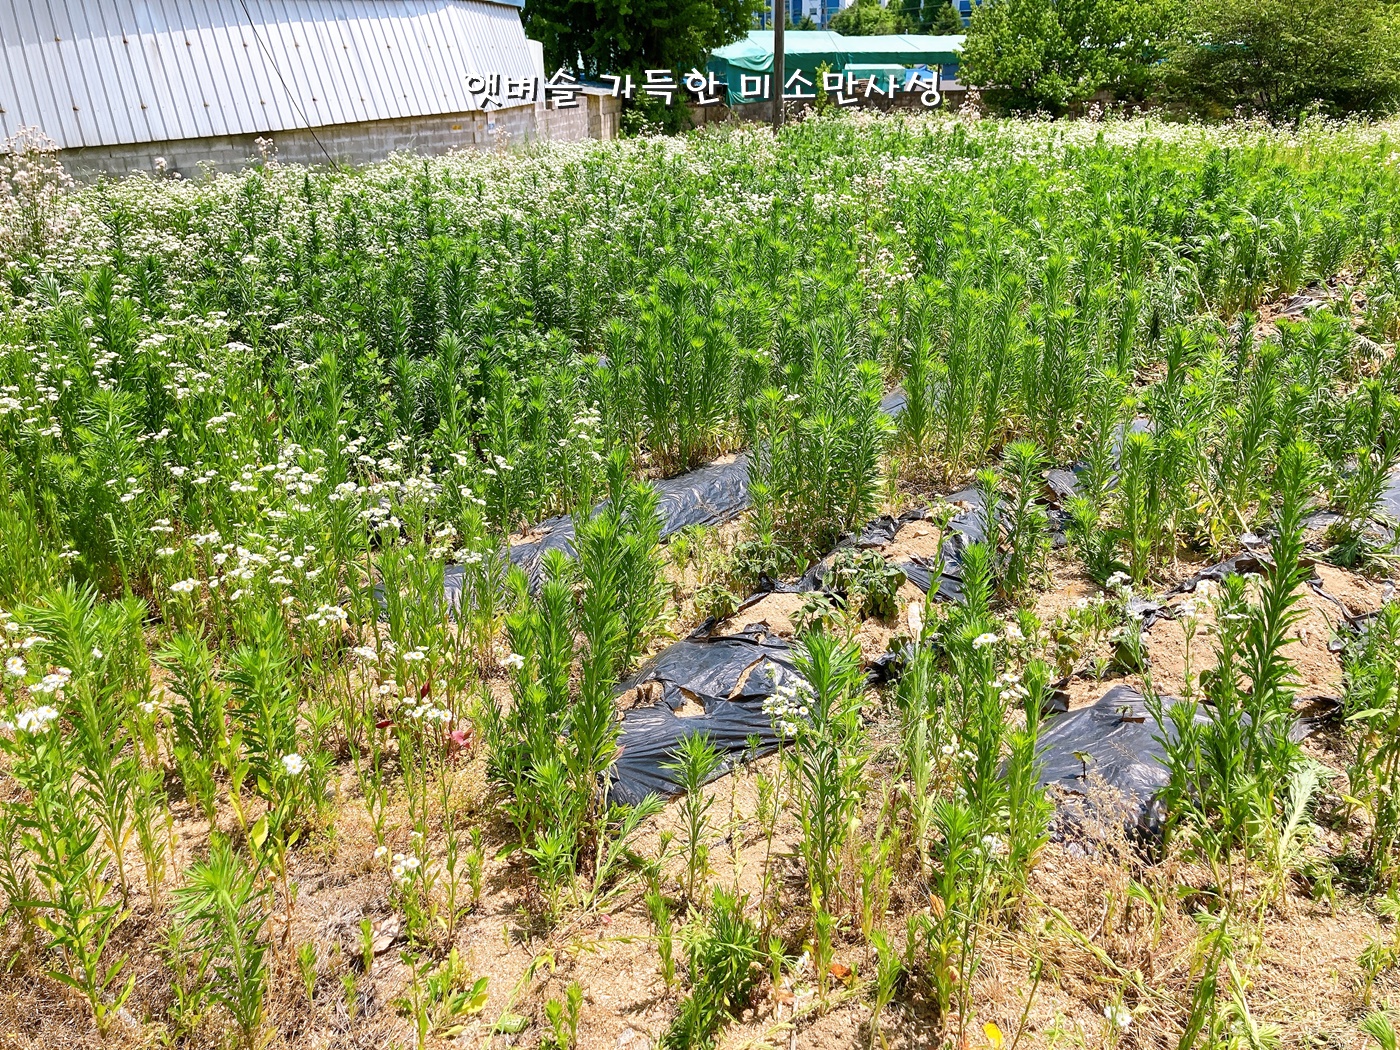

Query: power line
left=236, top=0, right=336, bottom=165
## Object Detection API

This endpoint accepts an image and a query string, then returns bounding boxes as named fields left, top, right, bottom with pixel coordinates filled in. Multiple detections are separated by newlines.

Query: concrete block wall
left=538, top=102, right=589, bottom=144
left=58, top=96, right=613, bottom=181
left=587, top=93, right=623, bottom=142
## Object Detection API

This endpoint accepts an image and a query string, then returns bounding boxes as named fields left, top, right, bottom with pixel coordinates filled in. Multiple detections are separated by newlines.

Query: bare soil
left=4, top=516, right=1399, bottom=1050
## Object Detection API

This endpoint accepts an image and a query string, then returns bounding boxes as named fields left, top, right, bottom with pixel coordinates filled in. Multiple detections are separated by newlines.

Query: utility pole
left=772, top=0, right=784, bottom=132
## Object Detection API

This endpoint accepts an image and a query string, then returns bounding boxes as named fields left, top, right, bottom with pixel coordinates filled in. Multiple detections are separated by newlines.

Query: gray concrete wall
left=58, top=96, right=619, bottom=181
left=587, top=93, right=623, bottom=142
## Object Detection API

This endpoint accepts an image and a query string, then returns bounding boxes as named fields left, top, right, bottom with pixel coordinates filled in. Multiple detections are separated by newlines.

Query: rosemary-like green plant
left=663, top=887, right=760, bottom=1050
left=868, top=929, right=902, bottom=1050
left=1152, top=441, right=1317, bottom=875
left=646, top=889, right=678, bottom=989
left=1345, top=601, right=1400, bottom=889
left=172, top=838, right=272, bottom=1050
left=788, top=631, right=867, bottom=913
left=997, top=440, right=1050, bottom=600
left=663, top=732, right=723, bottom=904
left=748, top=331, right=891, bottom=560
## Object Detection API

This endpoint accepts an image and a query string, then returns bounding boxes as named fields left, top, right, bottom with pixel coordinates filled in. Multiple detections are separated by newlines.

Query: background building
left=0, top=0, right=615, bottom=178
left=709, top=30, right=963, bottom=102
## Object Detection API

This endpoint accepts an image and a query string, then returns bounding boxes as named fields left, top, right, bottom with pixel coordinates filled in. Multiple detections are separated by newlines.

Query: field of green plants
left=1, top=112, right=1400, bottom=1050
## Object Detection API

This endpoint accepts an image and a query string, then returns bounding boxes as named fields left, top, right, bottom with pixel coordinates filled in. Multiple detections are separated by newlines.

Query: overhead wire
left=236, top=0, right=336, bottom=165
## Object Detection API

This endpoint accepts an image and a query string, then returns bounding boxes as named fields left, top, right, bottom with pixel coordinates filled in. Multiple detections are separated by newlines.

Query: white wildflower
left=15, top=706, right=60, bottom=733
left=1103, top=1003, right=1132, bottom=1031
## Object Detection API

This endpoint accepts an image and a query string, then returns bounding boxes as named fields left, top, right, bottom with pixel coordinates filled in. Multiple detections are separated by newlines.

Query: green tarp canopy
left=707, top=30, right=963, bottom=104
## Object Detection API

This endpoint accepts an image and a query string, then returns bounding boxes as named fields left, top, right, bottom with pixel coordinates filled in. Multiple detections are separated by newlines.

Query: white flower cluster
left=979, top=833, right=1008, bottom=857
left=1103, top=1003, right=1132, bottom=1031
left=15, top=705, right=60, bottom=733
left=304, top=604, right=348, bottom=628
left=762, top=668, right=812, bottom=739
left=30, top=667, right=71, bottom=696
left=939, top=734, right=976, bottom=765
left=992, top=670, right=1028, bottom=704
left=391, top=852, right=421, bottom=885
left=402, top=699, right=452, bottom=725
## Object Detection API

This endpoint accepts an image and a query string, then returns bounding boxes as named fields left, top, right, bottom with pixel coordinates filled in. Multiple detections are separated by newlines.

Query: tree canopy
left=1161, top=0, right=1400, bottom=118
left=523, top=0, right=762, bottom=80
left=958, top=0, right=1173, bottom=112
left=829, top=0, right=964, bottom=34
left=895, top=0, right=965, bottom=34
left=959, top=0, right=1400, bottom=117
left=829, top=0, right=906, bottom=36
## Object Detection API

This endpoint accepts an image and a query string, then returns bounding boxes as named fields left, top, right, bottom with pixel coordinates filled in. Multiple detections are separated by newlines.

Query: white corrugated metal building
left=0, top=0, right=615, bottom=177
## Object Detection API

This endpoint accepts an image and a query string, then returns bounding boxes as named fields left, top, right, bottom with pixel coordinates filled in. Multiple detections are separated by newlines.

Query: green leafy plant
left=664, top=887, right=760, bottom=1050
left=173, top=839, right=272, bottom=1050
left=1345, top=601, right=1400, bottom=889
left=664, top=732, right=723, bottom=904
left=647, top=888, right=678, bottom=989
left=394, top=948, right=489, bottom=1045
left=542, top=981, right=582, bottom=1050
left=822, top=548, right=907, bottom=622
left=748, top=329, right=892, bottom=561
left=1152, top=442, right=1317, bottom=876
left=788, top=631, right=867, bottom=913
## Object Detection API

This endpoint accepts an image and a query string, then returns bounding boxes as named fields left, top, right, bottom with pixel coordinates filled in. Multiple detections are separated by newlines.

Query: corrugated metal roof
left=0, top=0, right=538, bottom=149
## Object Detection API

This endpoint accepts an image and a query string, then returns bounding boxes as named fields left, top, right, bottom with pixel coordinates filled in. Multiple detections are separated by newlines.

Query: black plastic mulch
left=896, top=487, right=990, bottom=603
left=504, top=389, right=910, bottom=590
left=776, top=487, right=991, bottom=604
left=506, top=454, right=754, bottom=589
left=609, top=624, right=802, bottom=806
left=1383, top=466, right=1400, bottom=526
left=1038, top=417, right=1155, bottom=506
left=1155, top=541, right=1392, bottom=632
left=1305, top=464, right=1400, bottom=535
left=1035, top=685, right=1212, bottom=838
left=1037, top=683, right=1339, bottom=840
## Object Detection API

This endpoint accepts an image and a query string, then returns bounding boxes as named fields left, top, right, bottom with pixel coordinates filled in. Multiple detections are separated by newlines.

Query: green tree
left=1161, top=0, right=1400, bottom=118
left=928, top=2, right=965, bottom=33
left=897, top=0, right=964, bottom=33
left=524, top=0, right=763, bottom=81
left=830, top=0, right=910, bottom=35
left=959, top=0, right=1174, bottom=112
